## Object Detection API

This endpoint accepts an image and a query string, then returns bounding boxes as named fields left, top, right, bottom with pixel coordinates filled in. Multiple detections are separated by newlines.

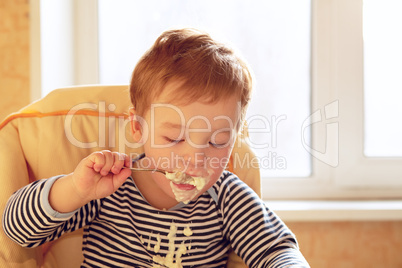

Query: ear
left=129, top=107, right=143, bottom=143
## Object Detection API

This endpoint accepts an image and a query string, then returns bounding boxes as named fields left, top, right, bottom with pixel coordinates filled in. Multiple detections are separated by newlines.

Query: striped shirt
left=2, top=171, right=309, bottom=267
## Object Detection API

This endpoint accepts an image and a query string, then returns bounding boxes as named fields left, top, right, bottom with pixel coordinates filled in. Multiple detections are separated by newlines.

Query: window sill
left=265, top=200, right=402, bottom=222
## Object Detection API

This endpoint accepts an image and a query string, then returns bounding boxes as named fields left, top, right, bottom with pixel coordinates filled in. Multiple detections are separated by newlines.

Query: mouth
left=171, top=182, right=197, bottom=191
left=165, top=170, right=210, bottom=203
left=165, top=171, right=208, bottom=190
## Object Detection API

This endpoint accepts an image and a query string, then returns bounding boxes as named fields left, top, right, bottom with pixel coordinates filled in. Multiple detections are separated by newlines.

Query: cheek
left=204, top=149, right=233, bottom=184
left=207, top=148, right=232, bottom=170
left=142, top=144, right=174, bottom=169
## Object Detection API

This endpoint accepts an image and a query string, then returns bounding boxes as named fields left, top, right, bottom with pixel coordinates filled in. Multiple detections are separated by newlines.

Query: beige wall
left=0, top=0, right=30, bottom=122
left=1, top=1, right=402, bottom=267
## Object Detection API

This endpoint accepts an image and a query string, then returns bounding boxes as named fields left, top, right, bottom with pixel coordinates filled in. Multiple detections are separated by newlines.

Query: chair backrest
left=0, top=85, right=260, bottom=268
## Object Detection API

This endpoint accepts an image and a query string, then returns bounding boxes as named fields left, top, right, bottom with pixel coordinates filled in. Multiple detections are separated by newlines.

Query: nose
left=180, top=142, right=208, bottom=173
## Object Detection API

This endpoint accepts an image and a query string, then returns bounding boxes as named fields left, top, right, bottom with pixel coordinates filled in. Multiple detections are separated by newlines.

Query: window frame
left=30, top=0, right=402, bottom=200
left=30, top=0, right=99, bottom=98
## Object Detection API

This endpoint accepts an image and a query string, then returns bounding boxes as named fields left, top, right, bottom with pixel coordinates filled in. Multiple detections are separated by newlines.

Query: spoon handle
left=129, top=167, right=166, bottom=175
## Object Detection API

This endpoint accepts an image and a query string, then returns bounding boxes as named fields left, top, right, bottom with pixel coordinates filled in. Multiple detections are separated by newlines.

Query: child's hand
left=71, top=150, right=132, bottom=202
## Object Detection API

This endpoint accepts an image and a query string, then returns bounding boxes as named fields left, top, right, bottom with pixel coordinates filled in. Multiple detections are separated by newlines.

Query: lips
left=172, top=183, right=196, bottom=191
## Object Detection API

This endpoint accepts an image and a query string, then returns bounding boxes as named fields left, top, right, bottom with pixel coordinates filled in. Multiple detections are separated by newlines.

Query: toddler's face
left=135, top=81, right=241, bottom=203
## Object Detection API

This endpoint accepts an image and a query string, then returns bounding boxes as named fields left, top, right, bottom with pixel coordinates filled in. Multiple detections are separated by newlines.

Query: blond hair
left=130, top=28, right=253, bottom=125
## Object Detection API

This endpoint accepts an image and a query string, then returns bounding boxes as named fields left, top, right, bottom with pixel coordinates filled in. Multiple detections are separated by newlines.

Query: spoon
left=129, top=167, right=166, bottom=175
left=129, top=154, right=166, bottom=174
left=129, top=153, right=190, bottom=179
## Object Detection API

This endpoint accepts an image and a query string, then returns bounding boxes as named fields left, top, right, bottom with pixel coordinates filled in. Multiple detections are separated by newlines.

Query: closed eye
left=164, top=137, right=184, bottom=144
left=209, top=141, right=228, bottom=148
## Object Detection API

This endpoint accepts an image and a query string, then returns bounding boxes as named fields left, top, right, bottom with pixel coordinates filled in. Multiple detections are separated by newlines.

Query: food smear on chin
left=165, top=171, right=209, bottom=204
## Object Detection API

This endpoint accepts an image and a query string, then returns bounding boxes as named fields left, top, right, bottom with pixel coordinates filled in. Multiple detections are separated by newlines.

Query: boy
left=2, top=28, right=309, bottom=267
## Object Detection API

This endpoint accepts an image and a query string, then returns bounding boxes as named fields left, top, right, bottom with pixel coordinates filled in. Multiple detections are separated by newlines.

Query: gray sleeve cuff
left=40, top=175, right=78, bottom=219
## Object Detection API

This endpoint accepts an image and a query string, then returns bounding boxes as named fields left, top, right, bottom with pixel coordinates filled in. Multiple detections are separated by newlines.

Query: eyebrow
left=160, top=122, right=234, bottom=133
left=160, top=122, right=184, bottom=129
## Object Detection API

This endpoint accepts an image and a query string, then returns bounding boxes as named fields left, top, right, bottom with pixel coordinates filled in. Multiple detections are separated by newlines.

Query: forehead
left=157, top=79, right=241, bottom=108
left=149, top=99, right=240, bottom=131
left=147, top=80, right=241, bottom=128
left=152, top=99, right=240, bottom=129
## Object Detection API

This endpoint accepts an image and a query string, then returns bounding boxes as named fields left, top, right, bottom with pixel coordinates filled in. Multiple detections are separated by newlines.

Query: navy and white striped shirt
left=2, top=171, right=309, bottom=267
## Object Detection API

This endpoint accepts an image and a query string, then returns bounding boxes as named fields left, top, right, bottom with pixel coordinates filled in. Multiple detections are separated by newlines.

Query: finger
left=111, top=152, right=128, bottom=174
left=90, top=151, right=106, bottom=173
left=124, top=154, right=132, bottom=168
left=99, top=150, right=114, bottom=176
left=113, top=168, right=131, bottom=190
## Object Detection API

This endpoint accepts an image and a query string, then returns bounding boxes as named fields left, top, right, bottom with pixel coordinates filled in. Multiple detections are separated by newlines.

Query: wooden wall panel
left=0, top=0, right=30, bottom=122
left=288, top=221, right=402, bottom=268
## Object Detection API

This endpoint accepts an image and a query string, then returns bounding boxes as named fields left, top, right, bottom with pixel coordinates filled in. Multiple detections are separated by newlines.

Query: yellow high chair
left=0, top=85, right=261, bottom=268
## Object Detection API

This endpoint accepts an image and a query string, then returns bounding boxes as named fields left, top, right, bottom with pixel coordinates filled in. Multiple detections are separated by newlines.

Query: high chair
left=0, top=85, right=261, bottom=268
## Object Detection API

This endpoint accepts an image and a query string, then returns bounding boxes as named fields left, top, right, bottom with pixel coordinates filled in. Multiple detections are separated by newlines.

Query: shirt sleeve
left=2, top=176, right=100, bottom=248
left=217, top=173, right=310, bottom=268
left=40, top=176, right=78, bottom=218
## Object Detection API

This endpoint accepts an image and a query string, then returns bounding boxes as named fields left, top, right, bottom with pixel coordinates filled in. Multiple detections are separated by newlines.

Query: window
left=33, top=0, right=98, bottom=97
left=31, top=0, right=402, bottom=199
left=363, top=0, right=402, bottom=157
